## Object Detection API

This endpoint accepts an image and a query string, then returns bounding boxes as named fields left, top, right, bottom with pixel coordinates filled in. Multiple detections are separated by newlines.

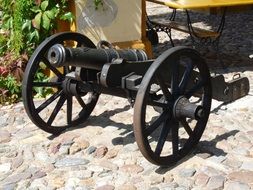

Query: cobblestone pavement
left=1, top=3, right=253, bottom=190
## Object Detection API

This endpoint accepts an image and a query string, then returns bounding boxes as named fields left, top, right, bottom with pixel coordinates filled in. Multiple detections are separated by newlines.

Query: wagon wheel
left=22, top=32, right=99, bottom=135
left=134, top=46, right=212, bottom=166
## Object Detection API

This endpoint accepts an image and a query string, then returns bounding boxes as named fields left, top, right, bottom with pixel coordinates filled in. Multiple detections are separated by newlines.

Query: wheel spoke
left=148, top=99, right=169, bottom=109
left=33, top=82, right=61, bottom=87
left=180, top=119, right=193, bottom=137
left=36, top=90, right=63, bottom=113
left=144, top=109, right=170, bottom=136
left=156, top=75, right=172, bottom=101
left=47, top=94, right=66, bottom=126
left=185, top=79, right=204, bottom=98
left=75, top=94, right=87, bottom=108
left=179, top=64, right=193, bottom=93
left=67, top=96, right=73, bottom=125
left=64, top=66, right=70, bottom=75
left=171, top=119, right=179, bottom=155
left=171, top=62, right=180, bottom=96
left=155, top=119, right=171, bottom=155
left=132, top=47, right=212, bottom=166
left=22, top=33, right=101, bottom=136
left=42, top=57, right=63, bottom=78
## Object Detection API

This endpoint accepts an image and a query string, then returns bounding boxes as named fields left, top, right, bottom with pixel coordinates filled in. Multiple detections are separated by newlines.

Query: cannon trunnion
left=22, top=32, right=249, bottom=166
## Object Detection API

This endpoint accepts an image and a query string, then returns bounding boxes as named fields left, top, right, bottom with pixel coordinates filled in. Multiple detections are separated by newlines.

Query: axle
left=173, top=96, right=204, bottom=120
left=47, top=44, right=148, bottom=70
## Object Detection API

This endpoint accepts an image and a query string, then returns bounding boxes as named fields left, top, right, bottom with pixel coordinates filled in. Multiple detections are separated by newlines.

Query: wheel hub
left=173, top=96, right=204, bottom=120
left=62, top=78, right=79, bottom=96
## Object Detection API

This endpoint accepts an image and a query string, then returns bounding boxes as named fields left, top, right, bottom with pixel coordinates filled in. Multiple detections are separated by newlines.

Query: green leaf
left=41, top=1, right=49, bottom=11
left=44, top=10, right=55, bottom=20
left=39, top=62, right=47, bottom=70
left=50, top=7, right=60, bottom=17
left=53, top=7, right=60, bottom=16
left=33, top=12, right=42, bottom=30
left=29, top=30, right=39, bottom=42
left=34, top=30, right=40, bottom=41
left=28, top=32, right=34, bottom=42
left=31, top=6, right=41, bottom=13
left=22, top=20, right=31, bottom=31
left=2, top=14, right=11, bottom=21
left=60, top=12, right=74, bottom=22
left=2, top=15, right=13, bottom=30
left=42, top=13, right=50, bottom=30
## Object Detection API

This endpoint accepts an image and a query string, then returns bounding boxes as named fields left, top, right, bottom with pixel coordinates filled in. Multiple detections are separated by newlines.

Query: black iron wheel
left=133, top=46, right=212, bottom=166
left=22, top=32, right=99, bottom=135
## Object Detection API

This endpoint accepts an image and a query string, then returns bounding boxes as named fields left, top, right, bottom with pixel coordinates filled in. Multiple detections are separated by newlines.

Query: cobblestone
left=206, top=175, right=225, bottom=190
left=224, top=181, right=251, bottom=190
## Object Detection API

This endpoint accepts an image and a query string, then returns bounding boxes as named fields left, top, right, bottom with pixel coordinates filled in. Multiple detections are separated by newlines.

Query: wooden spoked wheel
left=22, top=32, right=99, bottom=135
left=134, top=46, right=212, bottom=166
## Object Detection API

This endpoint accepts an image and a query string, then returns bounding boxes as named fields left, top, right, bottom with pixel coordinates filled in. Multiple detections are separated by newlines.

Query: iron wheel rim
left=134, top=46, right=212, bottom=166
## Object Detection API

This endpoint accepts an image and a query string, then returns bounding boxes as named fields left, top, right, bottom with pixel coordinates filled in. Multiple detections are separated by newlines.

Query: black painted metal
left=185, top=8, right=226, bottom=49
left=47, top=44, right=148, bottom=69
left=133, top=46, right=212, bottom=166
left=173, top=96, right=204, bottom=120
left=146, top=9, right=176, bottom=46
left=211, top=74, right=250, bottom=103
left=22, top=32, right=250, bottom=166
left=22, top=32, right=99, bottom=134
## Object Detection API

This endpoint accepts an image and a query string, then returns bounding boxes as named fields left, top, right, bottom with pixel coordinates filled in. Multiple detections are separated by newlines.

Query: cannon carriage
left=22, top=32, right=249, bottom=166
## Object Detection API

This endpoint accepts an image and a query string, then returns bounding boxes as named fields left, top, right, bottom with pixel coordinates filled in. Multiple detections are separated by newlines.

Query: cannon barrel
left=47, top=44, right=148, bottom=70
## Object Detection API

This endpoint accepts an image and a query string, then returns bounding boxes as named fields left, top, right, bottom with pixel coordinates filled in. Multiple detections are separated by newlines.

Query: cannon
left=22, top=32, right=249, bottom=166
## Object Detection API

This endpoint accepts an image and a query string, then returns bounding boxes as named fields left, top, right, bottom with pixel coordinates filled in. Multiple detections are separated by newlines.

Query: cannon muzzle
left=47, top=44, right=148, bottom=70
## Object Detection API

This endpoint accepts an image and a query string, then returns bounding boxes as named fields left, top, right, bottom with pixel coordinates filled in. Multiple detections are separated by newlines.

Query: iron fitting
left=47, top=44, right=69, bottom=67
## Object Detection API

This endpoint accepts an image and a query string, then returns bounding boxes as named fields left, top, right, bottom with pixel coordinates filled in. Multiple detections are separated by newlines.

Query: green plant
left=94, top=0, right=104, bottom=10
left=12, top=0, right=34, bottom=54
left=0, top=34, right=8, bottom=56
left=33, top=65, right=54, bottom=98
left=30, top=0, right=74, bottom=45
left=0, top=0, right=74, bottom=56
left=0, top=51, right=27, bottom=105
left=21, top=0, right=75, bottom=55
left=0, top=52, right=28, bottom=105
left=0, top=0, right=15, bottom=30
left=0, top=0, right=15, bottom=54
left=0, top=75, right=21, bottom=104
left=0, top=0, right=74, bottom=104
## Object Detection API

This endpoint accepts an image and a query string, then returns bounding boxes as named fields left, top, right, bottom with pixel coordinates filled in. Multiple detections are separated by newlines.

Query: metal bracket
left=121, top=72, right=143, bottom=107
left=211, top=74, right=250, bottom=103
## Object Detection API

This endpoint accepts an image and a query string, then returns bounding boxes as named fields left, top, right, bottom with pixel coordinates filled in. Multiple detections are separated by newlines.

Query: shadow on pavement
left=154, top=129, right=239, bottom=173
